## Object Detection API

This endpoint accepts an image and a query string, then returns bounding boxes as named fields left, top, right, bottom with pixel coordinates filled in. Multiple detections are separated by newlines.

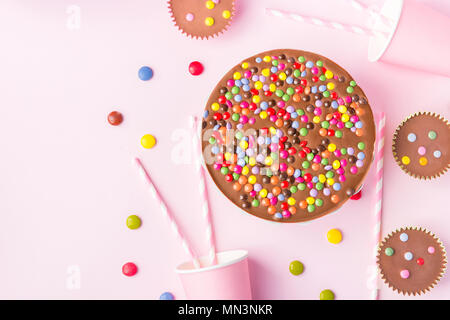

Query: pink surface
left=0, top=0, right=449, bottom=300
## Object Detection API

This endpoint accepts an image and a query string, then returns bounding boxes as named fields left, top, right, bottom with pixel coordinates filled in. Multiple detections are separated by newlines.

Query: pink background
left=0, top=0, right=449, bottom=299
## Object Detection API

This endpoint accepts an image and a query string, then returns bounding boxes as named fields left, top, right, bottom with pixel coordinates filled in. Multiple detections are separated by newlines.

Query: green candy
left=270, top=152, right=278, bottom=160
left=220, top=167, right=229, bottom=175
left=358, top=142, right=365, bottom=150
left=340, top=148, right=347, bottom=155
left=315, top=199, right=323, bottom=207
left=231, top=113, right=240, bottom=122
left=293, top=69, right=301, bottom=78
left=289, top=260, right=304, bottom=276
left=231, top=86, right=240, bottom=94
left=302, top=161, right=310, bottom=169
left=335, top=130, right=343, bottom=138
left=275, top=89, right=284, bottom=97
left=385, top=247, right=394, bottom=256
left=321, top=121, right=330, bottom=129
left=296, top=109, right=305, bottom=116
left=307, top=153, right=314, bottom=161
left=321, top=158, right=329, bottom=166
left=316, top=60, right=323, bottom=67
left=299, top=128, right=308, bottom=136
left=315, top=183, right=324, bottom=191
left=346, top=86, right=354, bottom=94
left=209, top=137, right=216, bottom=144
left=350, top=80, right=357, bottom=87
left=126, top=215, right=141, bottom=230
left=307, top=204, right=315, bottom=212
left=345, top=121, right=353, bottom=128
left=232, top=173, right=239, bottom=180
left=282, top=94, right=290, bottom=102
left=320, top=289, right=335, bottom=300
left=272, top=60, right=279, bottom=66
left=235, top=131, right=243, bottom=140
left=322, top=91, right=330, bottom=98
left=298, top=56, right=306, bottom=63
left=252, top=199, right=260, bottom=207
left=298, top=183, right=306, bottom=191
left=290, top=186, right=298, bottom=194
left=225, top=92, right=233, bottom=100
left=319, top=75, right=326, bottom=82
left=326, top=171, right=334, bottom=178
left=286, top=87, right=295, bottom=95
left=428, top=130, right=437, bottom=140
left=266, top=169, right=273, bottom=177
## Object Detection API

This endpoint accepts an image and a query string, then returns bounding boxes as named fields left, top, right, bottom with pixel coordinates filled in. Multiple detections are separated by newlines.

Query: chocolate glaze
left=393, top=112, right=450, bottom=179
left=201, top=49, right=376, bottom=223
left=168, top=0, right=235, bottom=39
left=377, top=227, right=447, bottom=295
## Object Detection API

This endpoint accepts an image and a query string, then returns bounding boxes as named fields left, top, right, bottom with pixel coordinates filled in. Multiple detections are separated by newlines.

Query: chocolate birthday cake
left=201, top=49, right=376, bottom=223
left=377, top=227, right=447, bottom=295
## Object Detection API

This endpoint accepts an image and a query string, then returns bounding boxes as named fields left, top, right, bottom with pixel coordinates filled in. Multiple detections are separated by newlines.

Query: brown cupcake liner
left=377, top=226, right=447, bottom=296
left=168, top=0, right=236, bottom=40
left=392, top=111, right=449, bottom=180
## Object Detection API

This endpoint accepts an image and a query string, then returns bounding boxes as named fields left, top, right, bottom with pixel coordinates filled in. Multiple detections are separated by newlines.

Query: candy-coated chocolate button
left=205, top=17, right=214, bottom=26
left=428, top=130, right=437, bottom=140
left=327, top=228, right=342, bottom=244
left=319, top=289, right=335, bottom=300
left=399, top=233, right=408, bottom=242
left=404, top=252, right=413, bottom=261
left=385, top=247, right=394, bottom=256
left=122, top=262, right=137, bottom=276
left=138, top=66, right=153, bottom=81
left=407, top=133, right=416, bottom=142
left=416, top=258, right=424, bottom=266
left=428, top=246, right=435, bottom=254
left=108, top=111, right=123, bottom=126
left=141, top=134, right=156, bottom=149
left=417, top=146, right=426, bottom=155
left=401, top=156, right=410, bottom=165
left=419, top=157, right=428, bottom=166
left=289, top=260, right=304, bottom=275
left=400, top=269, right=410, bottom=279
left=189, top=61, right=204, bottom=76
left=159, top=292, right=175, bottom=300
left=126, top=215, right=141, bottom=229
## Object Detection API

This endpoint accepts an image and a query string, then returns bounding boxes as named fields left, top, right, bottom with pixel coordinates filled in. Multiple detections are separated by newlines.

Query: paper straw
left=265, top=8, right=389, bottom=38
left=371, top=112, right=386, bottom=300
left=190, top=116, right=218, bottom=266
left=135, top=157, right=201, bottom=269
left=350, top=0, right=394, bottom=27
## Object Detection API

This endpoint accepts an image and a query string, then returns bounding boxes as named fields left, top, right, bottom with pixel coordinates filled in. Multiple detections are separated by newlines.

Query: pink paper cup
left=175, top=249, right=252, bottom=300
left=368, top=0, right=450, bottom=77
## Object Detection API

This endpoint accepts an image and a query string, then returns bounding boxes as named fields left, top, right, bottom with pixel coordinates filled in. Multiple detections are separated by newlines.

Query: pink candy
left=279, top=163, right=287, bottom=171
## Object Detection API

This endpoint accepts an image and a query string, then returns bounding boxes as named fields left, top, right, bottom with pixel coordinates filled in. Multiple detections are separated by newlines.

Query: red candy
left=189, top=61, right=204, bottom=76
left=107, top=111, right=123, bottom=126
left=122, top=262, right=137, bottom=277
left=417, top=258, right=424, bottom=266
left=350, top=190, right=362, bottom=200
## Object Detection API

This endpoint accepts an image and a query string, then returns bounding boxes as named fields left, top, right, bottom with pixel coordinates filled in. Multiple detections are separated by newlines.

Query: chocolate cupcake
left=168, top=0, right=235, bottom=39
left=201, top=49, right=376, bottom=223
left=392, top=112, right=449, bottom=179
left=377, top=227, right=447, bottom=295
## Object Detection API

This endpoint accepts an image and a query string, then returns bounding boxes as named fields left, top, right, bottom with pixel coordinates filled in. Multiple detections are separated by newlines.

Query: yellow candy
left=205, top=1, right=215, bottom=9
left=248, top=157, right=256, bottom=166
left=252, top=95, right=261, bottom=104
left=326, top=178, right=335, bottom=186
left=262, top=68, right=270, bottom=77
left=327, top=229, right=342, bottom=244
left=327, top=82, right=335, bottom=90
left=287, top=197, right=296, bottom=206
left=338, top=105, right=347, bottom=113
left=205, top=17, right=215, bottom=26
left=211, top=102, right=220, bottom=111
left=269, top=83, right=276, bottom=92
left=242, top=166, right=249, bottom=175
left=239, top=140, right=248, bottom=150
left=224, top=152, right=232, bottom=161
left=259, top=189, right=268, bottom=198
left=325, top=70, right=333, bottom=79
left=263, top=55, right=271, bottom=62
left=141, top=134, right=156, bottom=149
left=332, top=160, right=340, bottom=169
left=341, top=114, right=350, bottom=122
left=279, top=72, right=287, bottom=81
left=248, top=175, right=257, bottom=184
left=222, top=10, right=231, bottom=19
left=269, top=126, right=277, bottom=135
left=419, top=157, right=428, bottom=166
left=265, top=156, right=273, bottom=166
left=233, top=71, right=241, bottom=80
left=259, top=110, right=268, bottom=119
left=328, top=143, right=337, bottom=152
left=254, top=81, right=263, bottom=90
left=313, top=116, right=321, bottom=124
left=319, top=174, right=326, bottom=183
left=401, top=156, right=410, bottom=165
left=306, top=197, right=315, bottom=205
left=241, top=62, right=249, bottom=69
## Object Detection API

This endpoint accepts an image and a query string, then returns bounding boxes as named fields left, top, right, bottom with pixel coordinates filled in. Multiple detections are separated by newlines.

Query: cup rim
left=175, top=249, right=248, bottom=274
left=368, top=0, right=404, bottom=62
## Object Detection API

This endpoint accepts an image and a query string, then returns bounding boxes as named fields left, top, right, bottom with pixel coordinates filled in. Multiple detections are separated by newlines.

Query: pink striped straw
left=265, top=8, right=389, bottom=38
left=350, top=0, right=394, bottom=28
left=135, top=157, right=201, bottom=269
left=371, top=112, right=386, bottom=299
left=190, top=116, right=218, bottom=266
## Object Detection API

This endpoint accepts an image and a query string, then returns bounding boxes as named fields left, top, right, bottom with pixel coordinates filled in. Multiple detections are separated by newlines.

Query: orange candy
left=326, top=114, right=333, bottom=121
left=319, top=128, right=328, bottom=136
left=321, top=150, right=331, bottom=158
left=293, top=94, right=301, bottom=102
left=270, top=176, right=279, bottom=185
left=241, top=108, right=250, bottom=116
left=219, top=126, right=227, bottom=137
left=287, top=166, right=295, bottom=176
left=261, top=198, right=270, bottom=207
left=311, top=163, right=320, bottom=171
left=232, top=105, right=241, bottom=113
left=238, top=176, right=248, bottom=185
left=272, top=186, right=281, bottom=196
left=275, top=119, right=284, bottom=127
left=350, top=102, right=358, bottom=109
left=233, top=182, right=241, bottom=191
left=289, top=207, right=297, bottom=215
left=268, top=206, right=276, bottom=215
left=299, top=200, right=308, bottom=209
left=331, top=195, right=339, bottom=203
left=244, top=184, right=253, bottom=193
left=356, top=108, right=364, bottom=116
left=355, top=129, right=363, bottom=137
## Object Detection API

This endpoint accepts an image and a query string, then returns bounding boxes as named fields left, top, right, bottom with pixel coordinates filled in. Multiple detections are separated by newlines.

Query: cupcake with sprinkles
left=377, top=227, right=447, bottom=295
left=393, top=112, right=450, bottom=179
left=168, top=0, right=235, bottom=39
left=201, top=49, right=376, bottom=223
